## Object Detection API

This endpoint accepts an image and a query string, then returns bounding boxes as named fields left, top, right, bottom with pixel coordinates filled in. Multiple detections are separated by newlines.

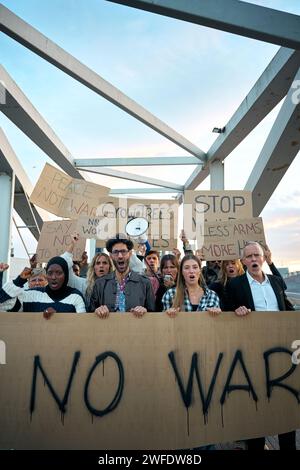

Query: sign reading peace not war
left=0, top=312, right=299, bottom=450
left=76, top=197, right=179, bottom=250
left=184, top=190, right=253, bottom=222
left=200, top=217, right=266, bottom=261
left=36, top=220, right=86, bottom=262
left=30, top=163, right=110, bottom=219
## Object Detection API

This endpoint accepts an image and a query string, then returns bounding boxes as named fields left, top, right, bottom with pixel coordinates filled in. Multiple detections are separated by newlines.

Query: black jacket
left=226, top=273, right=294, bottom=312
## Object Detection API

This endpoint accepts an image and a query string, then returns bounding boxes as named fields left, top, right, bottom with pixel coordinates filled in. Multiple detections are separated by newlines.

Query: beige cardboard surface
left=184, top=190, right=253, bottom=228
left=0, top=312, right=299, bottom=450
left=36, top=220, right=86, bottom=262
left=76, top=196, right=178, bottom=250
left=200, top=217, right=266, bottom=260
left=30, top=163, right=109, bottom=218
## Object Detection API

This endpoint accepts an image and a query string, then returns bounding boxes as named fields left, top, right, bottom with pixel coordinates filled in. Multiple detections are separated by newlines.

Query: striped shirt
left=162, top=287, right=220, bottom=312
left=0, top=276, right=86, bottom=313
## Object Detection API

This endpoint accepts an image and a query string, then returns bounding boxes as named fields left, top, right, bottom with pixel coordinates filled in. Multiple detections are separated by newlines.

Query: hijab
left=45, top=256, right=72, bottom=301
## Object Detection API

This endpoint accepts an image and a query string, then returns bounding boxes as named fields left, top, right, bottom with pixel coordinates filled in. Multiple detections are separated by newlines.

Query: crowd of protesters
left=0, top=231, right=296, bottom=449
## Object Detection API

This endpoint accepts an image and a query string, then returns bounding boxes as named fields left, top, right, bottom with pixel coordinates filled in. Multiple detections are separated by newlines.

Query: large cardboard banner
left=76, top=196, right=179, bottom=250
left=0, top=312, right=299, bottom=450
left=200, top=217, right=266, bottom=261
left=30, top=163, right=109, bottom=218
left=36, top=220, right=86, bottom=262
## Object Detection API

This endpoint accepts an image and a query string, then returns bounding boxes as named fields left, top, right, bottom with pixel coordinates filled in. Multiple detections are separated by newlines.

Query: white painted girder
left=108, top=0, right=300, bottom=49
left=110, top=187, right=181, bottom=194
left=0, top=3, right=206, bottom=160
left=0, top=127, right=49, bottom=240
left=245, top=69, right=300, bottom=216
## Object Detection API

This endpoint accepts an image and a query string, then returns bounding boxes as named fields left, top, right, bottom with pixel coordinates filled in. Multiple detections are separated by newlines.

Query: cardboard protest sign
left=0, top=312, right=299, bottom=450
left=36, top=220, right=86, bottom=262
left=200, top=217, right=266, bottom=260
left=76, top=196, right=179, bottom=250
left=30, top=163, right=109, bottom=218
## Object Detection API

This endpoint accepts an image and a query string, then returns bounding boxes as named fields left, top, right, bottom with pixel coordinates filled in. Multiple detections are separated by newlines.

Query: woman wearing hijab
left=0, top=256, right=86, bottom=315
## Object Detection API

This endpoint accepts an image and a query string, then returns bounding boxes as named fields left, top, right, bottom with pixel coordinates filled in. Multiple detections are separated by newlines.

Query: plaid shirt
left=162, top=287, right=220, bottom=311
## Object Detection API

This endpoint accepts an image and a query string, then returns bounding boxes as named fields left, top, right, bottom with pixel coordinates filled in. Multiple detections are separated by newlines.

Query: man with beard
left=89, top=234, right=155, bottom=318
left=227, top=241, right=295, bottom=450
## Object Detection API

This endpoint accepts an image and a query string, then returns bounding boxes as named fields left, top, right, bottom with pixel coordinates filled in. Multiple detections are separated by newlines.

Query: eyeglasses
left=111, top=249, right=129, bottom=256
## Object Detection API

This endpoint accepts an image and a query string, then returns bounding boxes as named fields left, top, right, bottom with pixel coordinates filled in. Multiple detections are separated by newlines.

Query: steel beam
left=0, top=66, right=82, bottom=179
left=78, top=166, right=184, bottom=191
left=108, top=0, right=300, bottom=49
left=245, top=69, right=300, bottom=216
left=0, top=172, right=14, bottom=282
left=210, top=160, right=224, bottom=190
left=110, top=187, right=182, bottom=194
left=185, top=47, right=300, bottom=189
left=0, top=127, right=49, bottom=240
left=0, top=4, right=205, bottom=160
left=74, top=156, right=200, bottom=167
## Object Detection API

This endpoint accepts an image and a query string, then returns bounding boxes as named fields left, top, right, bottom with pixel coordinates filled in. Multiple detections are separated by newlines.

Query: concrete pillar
left=210, top=160, right=224, bottom=189
left=0, top=172, right=14, bottom=283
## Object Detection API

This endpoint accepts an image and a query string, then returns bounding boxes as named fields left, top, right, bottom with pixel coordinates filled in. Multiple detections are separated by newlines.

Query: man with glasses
left=227, top=241, right=295, bottom=450
left=90, top=234, right=155, bottom=318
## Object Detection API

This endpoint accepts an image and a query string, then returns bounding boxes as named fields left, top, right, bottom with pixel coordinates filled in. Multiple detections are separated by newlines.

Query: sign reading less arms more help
left=201, top=217, right=266, bottom=261
left=36, top=220, right=86, bottom=263
left=30, top=163, right=109, bottom=218
left=0, top=312, right=299, bottom=449
left=76, top=197, right=179, bottom=250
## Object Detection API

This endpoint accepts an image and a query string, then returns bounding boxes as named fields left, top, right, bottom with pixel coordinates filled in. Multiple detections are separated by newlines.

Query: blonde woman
left=162, top=254, right=221, bottom=317
left=85, top=253, right=113, bottom=306
left=209, top=260, right=244, bottom=311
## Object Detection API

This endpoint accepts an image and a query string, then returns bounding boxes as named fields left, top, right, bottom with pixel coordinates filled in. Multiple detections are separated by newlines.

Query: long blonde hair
left=172, top=254, right=205, bottom=309
left=86, top=253, right=113, bottom=297
left=219, top=259, right=244, bottom=286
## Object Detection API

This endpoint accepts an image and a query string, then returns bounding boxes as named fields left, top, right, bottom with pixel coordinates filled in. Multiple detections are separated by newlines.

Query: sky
left=0, top=0, right=300, bottom=271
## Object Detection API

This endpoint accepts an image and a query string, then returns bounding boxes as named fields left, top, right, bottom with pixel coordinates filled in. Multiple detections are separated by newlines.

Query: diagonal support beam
left=185, top=47, right=300, bottom=189
left=77, top=166, right=184, bottom=191
left=245, top=69, right=300, bottom=216
left=0, top=3, right=205, bottom=160
left=0, top=127, right=49, bottom=240
left=108, top=0, right=300, bottom=50
left=110, top=187, right=181, bottom=194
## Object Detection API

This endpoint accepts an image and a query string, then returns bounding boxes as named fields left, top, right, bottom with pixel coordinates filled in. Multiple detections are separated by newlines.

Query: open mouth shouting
left=114, top=259, right=129, bottom=273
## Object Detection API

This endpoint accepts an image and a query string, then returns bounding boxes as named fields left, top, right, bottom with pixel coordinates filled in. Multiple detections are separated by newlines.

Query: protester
left=227, top=241, right=295, bottom=450
left=0, top=257, right=85, bottom=316
left=90, top=234, right=155, bottom=318
left=162, top=254, right=221, bottom=316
